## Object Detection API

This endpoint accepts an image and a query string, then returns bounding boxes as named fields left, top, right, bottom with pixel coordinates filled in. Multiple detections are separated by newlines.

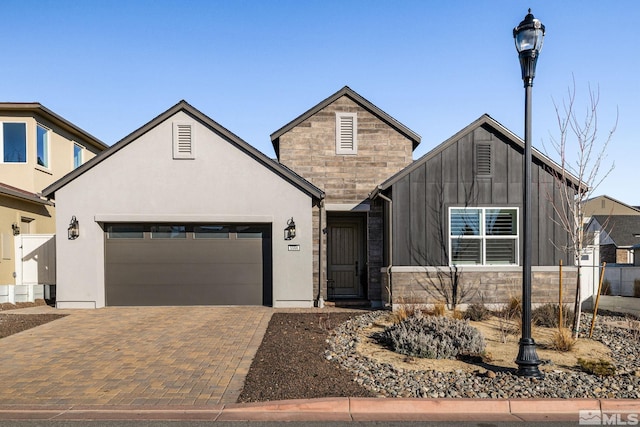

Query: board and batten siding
left=390, top=123, right=573, bottom=267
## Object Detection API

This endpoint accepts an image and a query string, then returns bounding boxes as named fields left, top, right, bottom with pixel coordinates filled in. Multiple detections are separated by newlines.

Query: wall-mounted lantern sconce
left=68, top=216, right=79, bottom=240
left=11, top=223, right=20, bottom=236
left=284, top=217, right=296, bottom=240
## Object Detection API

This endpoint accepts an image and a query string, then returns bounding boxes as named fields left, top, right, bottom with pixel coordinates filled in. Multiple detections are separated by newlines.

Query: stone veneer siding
left=277, top=96, right=413, bottom=204
left=278, top=95, right=414, bottom=303
left=382, top=267, right=578, bottom=307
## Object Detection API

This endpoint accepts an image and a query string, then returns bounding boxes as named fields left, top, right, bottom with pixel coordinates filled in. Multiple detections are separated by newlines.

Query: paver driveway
left=0, top=306, right=272, bottom=406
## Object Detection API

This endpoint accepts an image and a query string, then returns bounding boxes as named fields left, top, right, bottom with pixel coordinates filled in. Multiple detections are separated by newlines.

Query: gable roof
left=0, top=182, right=53, bottom=206
left=584, top=195, right=640, bottom=215
left=590, top=215, right=640, bottom=248
left=43, top=100, right=324, bottom=200
left=0, top=102, right=108, bottom=151
left=270, top=86, right=421, bottom=158
left=373, top=114, right=582, bottom=194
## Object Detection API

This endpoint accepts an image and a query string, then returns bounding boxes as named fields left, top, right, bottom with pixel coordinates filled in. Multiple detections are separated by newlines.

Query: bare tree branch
left=543, top=76, right=617, bottom=337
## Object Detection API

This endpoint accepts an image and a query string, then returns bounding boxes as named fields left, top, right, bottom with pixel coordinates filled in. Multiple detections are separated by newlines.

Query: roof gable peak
left=270, top=86, right=421, bottom=158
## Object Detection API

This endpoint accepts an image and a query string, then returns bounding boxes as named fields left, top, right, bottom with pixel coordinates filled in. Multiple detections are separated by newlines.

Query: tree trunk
left=572, top=264, right=582, bottom=338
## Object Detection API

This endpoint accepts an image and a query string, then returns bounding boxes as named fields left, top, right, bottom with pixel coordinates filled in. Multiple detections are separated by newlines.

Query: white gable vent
left=335, top=112, right=357, bottom=155
left=173, top=122, right=195, bottom=159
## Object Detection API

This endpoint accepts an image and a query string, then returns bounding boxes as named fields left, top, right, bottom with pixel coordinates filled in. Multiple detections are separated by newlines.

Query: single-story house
left=586, top=215, right=640, bottom=265
left=44, top=87, right=581, bottom=308
left=43, top=101, right=323, bottom=308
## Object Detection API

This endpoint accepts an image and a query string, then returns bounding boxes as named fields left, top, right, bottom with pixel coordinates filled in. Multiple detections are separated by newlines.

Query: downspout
left=371, top=188, right=393, bottom=307
left=317, top=200, right=325, bottom=308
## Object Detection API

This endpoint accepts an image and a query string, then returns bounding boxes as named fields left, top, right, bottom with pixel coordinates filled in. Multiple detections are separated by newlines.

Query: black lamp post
left=513, top=9, right=545, bottom=379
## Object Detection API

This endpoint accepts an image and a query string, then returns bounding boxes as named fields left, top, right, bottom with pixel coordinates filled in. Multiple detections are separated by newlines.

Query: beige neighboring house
left=583, top=195, right=640, bottom=218
left=0, top=103, right=107, bottom=303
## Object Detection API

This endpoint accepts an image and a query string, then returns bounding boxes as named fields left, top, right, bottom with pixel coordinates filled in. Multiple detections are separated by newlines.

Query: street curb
left=0, top=398, right=639, bottom=421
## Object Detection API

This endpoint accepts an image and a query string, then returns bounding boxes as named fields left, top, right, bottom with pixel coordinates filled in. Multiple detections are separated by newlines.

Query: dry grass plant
left=626, top=316, right=640, bottom=341
left=317, top=313, right=332, bottom=332
left=551, top=327, right=577, bottom=352
left=432, top=302, right=446, bottom=317
left=494, top=294, right=522, bottom=344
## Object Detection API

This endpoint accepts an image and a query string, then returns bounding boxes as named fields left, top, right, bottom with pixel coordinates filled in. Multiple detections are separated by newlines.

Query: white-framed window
left=1, top=122, right=27, bottom=163
left=335, top=112, right=357, bottom=155
left=73, top=143, right=83, bottom=169
left=172, top=122, right=195, bottom=159
left=36, top=124, right=50, bottom=168
left=449, top=207, right=519, bottom=266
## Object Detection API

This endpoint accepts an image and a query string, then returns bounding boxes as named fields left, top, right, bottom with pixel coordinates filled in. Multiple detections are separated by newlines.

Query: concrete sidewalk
left=0, top=398, right=639, bottom=422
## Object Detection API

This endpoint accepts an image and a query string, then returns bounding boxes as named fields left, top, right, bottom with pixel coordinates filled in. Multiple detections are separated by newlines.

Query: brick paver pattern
left=0, top=307, right=272, bottom=406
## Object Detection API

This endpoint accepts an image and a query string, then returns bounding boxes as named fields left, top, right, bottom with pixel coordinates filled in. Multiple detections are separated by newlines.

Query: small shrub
left=634, top=279, right=640, bottom=298
left=496, top=296, right=521, bottom=320
left=532, top=303, right=575, bottom=328
left=464, top=303, right=492, bottom=321
left=391, top=304, right=417, bottom=324
left=601, top=280, right=612, bottom=296
left=551, top=327, right=576, bottom=352
left=626, top=317, right=640, bottom=341
left=380, top=311, right=486, bottom=360
left=452, top=308, right=464, bottom=320
left=432, top=303, right=446, bottom=317
left=577, top=358, right=616, bottom=376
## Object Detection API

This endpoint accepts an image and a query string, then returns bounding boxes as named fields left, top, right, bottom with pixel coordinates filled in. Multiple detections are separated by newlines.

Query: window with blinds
left=335, top=112, right=357, bottom=154
left=173, top=122, right=195, bottom=159
left=449, top=207, right=518, bottom=265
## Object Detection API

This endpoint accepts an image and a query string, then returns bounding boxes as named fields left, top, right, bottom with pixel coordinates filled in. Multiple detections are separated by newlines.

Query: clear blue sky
left=4, top=1, right=636, bottom=203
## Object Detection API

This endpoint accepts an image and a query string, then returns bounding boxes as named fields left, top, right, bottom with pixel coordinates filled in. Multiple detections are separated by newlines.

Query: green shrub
left=380, top=311, right=486, bottom=360
left=577, top=358, right=616, bottom=376
left=532, top=303, right=575, bottom=328
left=464, top=303, right=492, bottom=321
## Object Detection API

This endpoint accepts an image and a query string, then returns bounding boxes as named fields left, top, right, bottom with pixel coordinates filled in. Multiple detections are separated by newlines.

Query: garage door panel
left=106, top=263, right=262, bottom=286
left=106, top=283, right=263, bottom=306
left=105, top=224, right=270, bottom=306
left=106, top=241, right=263, bottom=264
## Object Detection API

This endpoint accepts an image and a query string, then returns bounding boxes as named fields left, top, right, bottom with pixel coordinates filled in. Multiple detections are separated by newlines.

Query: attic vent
left=476, top=143, right=492, bottom=176
left=336, top=112, right=357, bottom=155
left=173, top=122, right=195, bottom=159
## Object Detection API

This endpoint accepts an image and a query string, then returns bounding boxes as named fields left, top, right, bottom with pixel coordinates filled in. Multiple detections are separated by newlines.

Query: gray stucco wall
left=54, top=110, right=315, bottom=308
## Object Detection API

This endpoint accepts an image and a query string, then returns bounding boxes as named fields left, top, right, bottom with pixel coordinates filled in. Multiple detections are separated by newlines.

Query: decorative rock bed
left=325, top=311, right=640, bottom=399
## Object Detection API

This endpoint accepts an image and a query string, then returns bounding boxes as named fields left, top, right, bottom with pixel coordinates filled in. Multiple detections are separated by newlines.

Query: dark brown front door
left=327, top=215, right=365, bottom=298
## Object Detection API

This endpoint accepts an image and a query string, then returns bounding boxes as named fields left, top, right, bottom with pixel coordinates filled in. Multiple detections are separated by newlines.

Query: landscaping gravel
left=325, top=311, right=640, bottom=399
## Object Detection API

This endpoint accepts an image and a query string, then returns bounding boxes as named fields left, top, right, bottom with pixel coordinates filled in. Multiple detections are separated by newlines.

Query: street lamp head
left=513, top=9, right=545, bottom=86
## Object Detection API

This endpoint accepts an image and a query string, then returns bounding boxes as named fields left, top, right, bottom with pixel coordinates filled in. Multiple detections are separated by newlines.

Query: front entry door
left=327, top=215, right=365, bottom=298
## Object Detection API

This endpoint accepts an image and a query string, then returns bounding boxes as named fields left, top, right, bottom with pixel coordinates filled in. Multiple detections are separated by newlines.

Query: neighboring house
left=583, top=195, right=640, bottom=220
left=586, top=215, right=640, bottom=264
left=271, top=86, right=420, bottom=307
left=43, top=101, right=323, bottom=308
left=0, top=103, right=107, bottom=303
left=370, top=114, right=579, bottom=306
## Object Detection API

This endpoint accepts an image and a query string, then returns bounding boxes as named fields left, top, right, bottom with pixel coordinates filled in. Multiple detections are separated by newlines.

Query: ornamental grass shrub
left=532, top=303, right=575, bottom=329
left=380, top=311, right=486, bottom=360
left=464, top=302, right=492, bottom=321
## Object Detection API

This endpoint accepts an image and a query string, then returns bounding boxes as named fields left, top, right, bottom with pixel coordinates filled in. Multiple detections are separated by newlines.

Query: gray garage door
left=105, top=223, right=272, bottom=306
